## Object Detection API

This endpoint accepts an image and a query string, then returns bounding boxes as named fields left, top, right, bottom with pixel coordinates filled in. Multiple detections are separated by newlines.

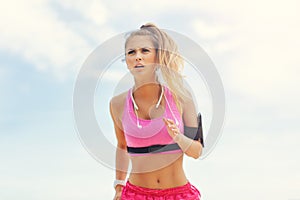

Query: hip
left=121, top=181, right=201, bottom=200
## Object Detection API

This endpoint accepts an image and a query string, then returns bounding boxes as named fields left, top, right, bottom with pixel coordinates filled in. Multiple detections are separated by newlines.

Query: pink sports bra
left=122, top=85, right=184, bottom=156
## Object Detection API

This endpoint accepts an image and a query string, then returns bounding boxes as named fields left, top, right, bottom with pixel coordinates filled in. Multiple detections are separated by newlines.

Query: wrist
left=173, top=133, right=183, bottom=143
left=115, top=184, right=124, bottom=192
left=113, top=179, right=126, bottom=189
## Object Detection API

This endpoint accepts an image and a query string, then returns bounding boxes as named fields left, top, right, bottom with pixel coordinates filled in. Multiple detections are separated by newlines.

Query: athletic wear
left=122, top=85, right=184, bottom=156
left=121, top=181, right=201, bottom=200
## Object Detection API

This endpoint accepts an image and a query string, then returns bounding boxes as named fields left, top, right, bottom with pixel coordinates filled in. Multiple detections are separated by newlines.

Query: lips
left=134, top=65, right=144, bottom=68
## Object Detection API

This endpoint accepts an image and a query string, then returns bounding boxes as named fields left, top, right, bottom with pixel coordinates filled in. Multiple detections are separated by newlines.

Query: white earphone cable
left=131, top=85, right=164, bottom=129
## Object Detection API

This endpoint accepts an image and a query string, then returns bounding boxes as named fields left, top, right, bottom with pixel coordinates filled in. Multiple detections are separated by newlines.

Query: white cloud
left=222, top=23, right=300, bottom=112
left=192, top=20, right=232, bottom=39
left=187, top=0, right=300, bottom=115
left=57, top=0, right=108, bottom=26
left=0, top=0, right=114, bottom=80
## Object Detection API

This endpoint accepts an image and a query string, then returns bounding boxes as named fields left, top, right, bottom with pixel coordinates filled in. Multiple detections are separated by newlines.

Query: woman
left=110, top=23, right=204, bottom=200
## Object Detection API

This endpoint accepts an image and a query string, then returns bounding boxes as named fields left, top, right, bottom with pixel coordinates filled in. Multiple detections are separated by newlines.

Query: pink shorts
left=121, top=181, right=201, bottom=200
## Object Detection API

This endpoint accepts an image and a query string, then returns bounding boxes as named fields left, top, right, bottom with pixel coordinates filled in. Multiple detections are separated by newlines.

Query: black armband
left=184, top=113, right=204, bottom=147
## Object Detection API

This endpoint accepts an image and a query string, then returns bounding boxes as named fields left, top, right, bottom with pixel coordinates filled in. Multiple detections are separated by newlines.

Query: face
left=125, top=35, right=157, bottom=78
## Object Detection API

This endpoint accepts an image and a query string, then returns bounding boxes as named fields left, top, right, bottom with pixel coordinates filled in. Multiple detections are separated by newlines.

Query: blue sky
left=1, top=0, right=300, bottom=199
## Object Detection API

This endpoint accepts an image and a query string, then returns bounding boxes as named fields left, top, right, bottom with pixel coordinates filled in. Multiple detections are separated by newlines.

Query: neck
left=133, top=82, right=161, bottom=99
left=134, top=75, right=158, bottom=88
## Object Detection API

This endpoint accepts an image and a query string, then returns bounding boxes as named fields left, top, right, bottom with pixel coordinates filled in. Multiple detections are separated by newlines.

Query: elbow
left=191, top=151, right=201, bottom=159
left=191, top=145, right=203, bottom=159
left=117, top=142, right=127, bottom=150
left=186, top=150, right=201, bottom=159
left=187, top=152, right=200, bottom=159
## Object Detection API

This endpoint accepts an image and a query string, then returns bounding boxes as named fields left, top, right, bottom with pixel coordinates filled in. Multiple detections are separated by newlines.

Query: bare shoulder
left=181, top=88, right=198, bottom=127
left=110, top=91, right=128, bottom=116
left=181, top=88, right=195, bottom=107
left=110, top=91, right=128, bottom=146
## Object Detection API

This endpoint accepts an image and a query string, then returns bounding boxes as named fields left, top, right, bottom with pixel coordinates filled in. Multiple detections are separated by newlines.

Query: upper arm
left=109, top=97, right=127, bottom=149
left=182, top=90, right=204, bottom=147
left=182, top=90, right=198, bottom=127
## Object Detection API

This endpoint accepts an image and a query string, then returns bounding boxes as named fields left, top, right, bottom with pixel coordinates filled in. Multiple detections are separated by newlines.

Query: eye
left=127, top=50, right=135, bottom=55
left=142, top=48, right=150, bottom=52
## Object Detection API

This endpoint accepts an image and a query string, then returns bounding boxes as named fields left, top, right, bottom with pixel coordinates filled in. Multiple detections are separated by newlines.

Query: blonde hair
left=125, top=23, right=188, bottom=114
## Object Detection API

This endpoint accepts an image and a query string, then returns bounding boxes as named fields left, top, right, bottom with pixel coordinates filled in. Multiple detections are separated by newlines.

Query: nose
left=135, top=51, right=142, bottom=61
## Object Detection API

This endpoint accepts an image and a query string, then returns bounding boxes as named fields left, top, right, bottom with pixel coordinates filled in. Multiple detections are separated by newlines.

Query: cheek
left=146, top=53, right=157, bottom=63
left=125, top=57, right=134, bottom=68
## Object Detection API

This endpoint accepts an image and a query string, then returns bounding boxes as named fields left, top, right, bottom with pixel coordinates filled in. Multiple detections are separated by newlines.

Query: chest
left=133, top=99, right=166, bottom=120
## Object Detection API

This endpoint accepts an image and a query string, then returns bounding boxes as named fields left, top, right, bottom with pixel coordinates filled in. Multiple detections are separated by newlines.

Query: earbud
left=137, top=123, right=142, bottom=129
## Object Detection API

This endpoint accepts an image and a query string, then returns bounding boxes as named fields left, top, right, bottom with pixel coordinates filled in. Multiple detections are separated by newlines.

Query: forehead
left=125, top=35, right=154, bottom=50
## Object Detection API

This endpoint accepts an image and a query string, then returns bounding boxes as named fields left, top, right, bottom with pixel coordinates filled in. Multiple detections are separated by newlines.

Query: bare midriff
left=128, top=153, right=188, bottom=189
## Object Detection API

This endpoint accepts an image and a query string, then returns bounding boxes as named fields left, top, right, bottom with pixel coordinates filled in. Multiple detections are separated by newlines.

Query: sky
left=0, top=0, right=300, bottom=199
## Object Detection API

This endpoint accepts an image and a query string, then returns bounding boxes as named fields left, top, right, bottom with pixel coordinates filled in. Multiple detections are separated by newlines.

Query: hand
left=113, top=185, right=123, bottom=200
left=163, top=118, right=180, bottom=139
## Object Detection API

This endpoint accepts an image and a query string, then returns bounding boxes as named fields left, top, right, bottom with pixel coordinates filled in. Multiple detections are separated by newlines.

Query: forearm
left=174, top=134, right=202, bottom=159
left=115, top=145, right=129, bottom=181
left=114, top=146, right=129, bottom=194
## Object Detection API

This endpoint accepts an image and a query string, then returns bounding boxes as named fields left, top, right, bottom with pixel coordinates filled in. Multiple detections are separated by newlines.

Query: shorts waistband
left=125, top=181, right=193, bottom=195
